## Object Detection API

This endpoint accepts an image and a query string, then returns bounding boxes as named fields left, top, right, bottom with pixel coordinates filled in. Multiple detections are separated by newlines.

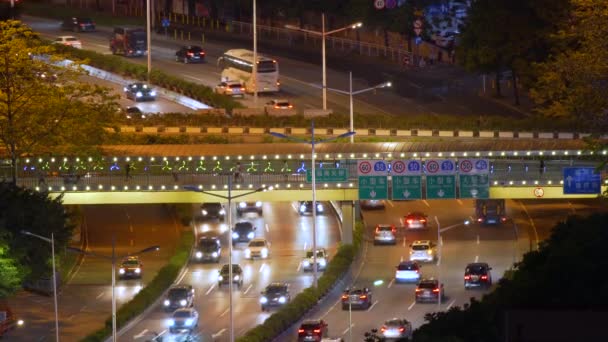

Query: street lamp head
left=337, top=131, right=356, bottom=140
left=384, top=81, right=392, bottom=88
left=269, top=131, right=290, bottom=140
left=135, top=245, right=161, bottom=255
left=352, top=22, right=363, bottom=29
left=20, top=230, right=31, bottom=236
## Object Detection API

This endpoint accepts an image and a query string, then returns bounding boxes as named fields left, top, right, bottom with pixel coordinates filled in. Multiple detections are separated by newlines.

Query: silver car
left=409, top=240, right=436, bottom=262
left=380, top=318, right=413, bottom=341
left=168, top=308, right=198, bottom=334
left=374, top=224, right=397, bottom=245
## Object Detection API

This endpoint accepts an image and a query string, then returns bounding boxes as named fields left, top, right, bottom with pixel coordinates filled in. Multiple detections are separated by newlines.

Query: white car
left=302, top=248, right=328, bottom=272
left=168, top=308, right=198, bottom=334
left=54, top=35, right=82, bottom=49
left=245, top=238, right=270, bottom=259
left=265, top=99, right=293, bottom=110
left=215, top=81, right=245, bottom=97
left=374, top=224, right=397, bottom=245
left=395, top=261, right=421, bottom=283
left=409, top=240, right=436, bottom=262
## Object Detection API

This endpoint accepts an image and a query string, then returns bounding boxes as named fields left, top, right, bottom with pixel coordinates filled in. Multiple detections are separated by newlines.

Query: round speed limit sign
left=374, top=0, right=385, bottom=10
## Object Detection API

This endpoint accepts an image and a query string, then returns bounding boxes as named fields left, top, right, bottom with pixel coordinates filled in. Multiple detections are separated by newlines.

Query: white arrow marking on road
left=133, top=329, right=148, bottom=339
left=205, top=283, right=216, bottom=295
left=220, top=308, right=230, bottom=317
left=342, top=324, right=355, bottom=336
left=212, top=328, right=227, bottom=339
left=446, top=299, right=456, bottom=310
left=265, top=223, right=270, bottom=232
left=244, top=284, right=253, bottom=295
left=388, top=278, right=395, bottom=288
left=368, top=300, right=379, bottom=311
left=408, top=301, right=416, bottom=310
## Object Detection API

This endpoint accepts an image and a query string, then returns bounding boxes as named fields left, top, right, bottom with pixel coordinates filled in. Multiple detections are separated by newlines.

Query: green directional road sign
left=358, top=176, right=388, bottom=200
left=459, top=174, right=490, bottom=199
left=392, top=175, right=422, bottom=200
left=426, top=175, right=456, bottom=199
left=306, top=168, right=348, bottom=183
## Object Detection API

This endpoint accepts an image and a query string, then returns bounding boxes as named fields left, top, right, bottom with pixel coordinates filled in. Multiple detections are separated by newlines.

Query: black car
left=260, top=282, right=290, bottom=311
left=200, top=202, right=225, bottom=220
left=298, top=201, right=324, bottom=215
left=218, top=264, right=243, bottom=288
left=341, top=286, right=372, bottom=310
left=175, top=45, right=206, bottom=63
left=232, top=221, right=256, bottom=245
left=61, top=17, right=96, bottom=32
left=124, top=83, right=156, bottom=102
left=415, top=279, right=444, bottom=303
left=464, top=262, right=493, bottom=289
left=193, top=236, right=221, bottom=263
left=163, top=285, right=195, bottom=311
left=298, top=319, right=328, bottom=342
left=124, top=106, right=146, bottom=120
left=237, top=201, right=263, bottom=217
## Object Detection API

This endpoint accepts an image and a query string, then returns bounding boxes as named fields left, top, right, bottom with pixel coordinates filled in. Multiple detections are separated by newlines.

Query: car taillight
left=187, top=52, right=194, bottom=56
left=274, top=105, right=280, bottom=108
left=464, top=275, right=471, bottom=280
left=359, top=295, right=367, bottom=299
left=276, top=81, right=281, bottom=86
left=341, top=295, right=348, bottom=300
left=481, top=275, right=488, bottom=280
left=288, top=105, right=293, bottom=108
left=407, top=219, right=413, bottom=224
left=420, top=218, right=426, bottom=223
left=380, top=326, right=387, bottom=332
left=298, top=329, right=305, bottom=334
left=240, top=87, right=245, bottom=91
left=477, top=218, right=483, bottom=222
left=200, top=52, right=205, bottom=55
left=501, top=217, right=507, bottom=222
left=415, top=269, right=419, bottom=273
left=415, top=288, right=422, bottom=292
left=392, top=228, right=396, bottom=233
left=399, top=327, right=405, bottom=332
left=432, top=288, right=440, bottom=293
left=313, top=329, right=321, bottom=334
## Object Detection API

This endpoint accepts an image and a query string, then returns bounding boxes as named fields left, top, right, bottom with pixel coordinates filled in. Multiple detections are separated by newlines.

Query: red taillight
left=200, top=52, right=206, bottom=55
left=464, top=275, right=470, bottom=280
left=407, top=219, right=413, bottom=224
left=432, top=288, right=440, bottom=293
left=187, top=52, right=194, bottom=56
left=415, top=288, right=422, bottom=292
left=392, top=228, right=396, bottom=233
left=240, top=87, right=245, bottom=91
left=274, top=105, right=280, bottom=109
left=481, top=275, right=488, bottom=280
left=501, top=217, right=507, bottom=222
left=276, top=81, right=281, bottom=86
left=359, top=295, right=367, bottom=299
left=298, top=329, right=305, bottom=334
left=375, top=227, right=379, bottom=233
left=399, top=327, right=405, bottom=332
left=380, top=326, right=387, bottom=332
left=288, top=105, right=293, bottom=108
left=477, top=218, right=483, bottom=222
left=313, top=329, right=321, bottom=334
left=341, top=295, right=348, bottom=300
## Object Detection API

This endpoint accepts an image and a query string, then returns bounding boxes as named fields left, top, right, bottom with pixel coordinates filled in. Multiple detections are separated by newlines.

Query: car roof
left=266, top=282, right=288, bottom=289
left=301, top=319, right=323, bottom=325
left=184, top=45, right=202, bottom=49
left=407, top=211, right=426, bottom=216
left=412, top=240, right=431, bottom=245
left=123, top=256, right=140, bottom=261
left=377, top=224, right=394, bottom=228
left=173, top=308, right=195, bottom=314
left=466, top=262, right=490, bottom=268
left=398, top=261, right=418, bottom=266
left=272, top=99, right=290, bottom=102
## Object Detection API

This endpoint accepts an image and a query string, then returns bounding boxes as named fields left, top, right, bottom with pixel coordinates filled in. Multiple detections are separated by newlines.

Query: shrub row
left=236, top=221, right=365, bottom=342
left=79, top=229, right=194, bottom=342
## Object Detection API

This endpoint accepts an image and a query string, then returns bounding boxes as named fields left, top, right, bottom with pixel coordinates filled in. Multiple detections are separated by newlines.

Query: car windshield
left=418, top=282, right=437, bottom=289
left=377, top=226, right=393, bottom=231
left=198, top=240, right=218, bottom=250
left=229, top=84, right=242, bottom=89
left=398, top=263, right=418, bottom=271
left=466, top=265, right=487, bottom=275
left=257, top=60, right=276, bottom=73
left=386, top=319, right=405, bottom=326
left=346, top=289, right=364, bottom=295
left=221, top=265, right=240, bottom=273
left=235, top=223, right=252, bottom=230
left=168, top=288, right=189, bottom=298
left=188, top=47, right=202, bottom=52
left=80, top=18, right=93, bottom=23
left=266, top=285, right=285, bottom=294
left=301, top=323, right=320, bottom=330
left=277, top=102, right=290, bottom=106
left=412, top=245, right=429, bottom=251
left=249, top=240, right=266, bottom=247
left=409, top=212, right=425, bottom=218
left=173, top=311, right=192, bottom=318
left=202, top=203, right=221, bottom=210
left=122, top=259, right=139, bottom=266
left=306, top=251, right=324, bottom=258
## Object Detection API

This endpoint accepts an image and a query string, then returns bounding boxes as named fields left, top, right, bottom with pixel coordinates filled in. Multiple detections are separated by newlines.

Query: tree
left=0, top=20, right=118, bottom=184
left=0, top=238, right=22, bottom=298
left=530, top=0, right=608, bottom=131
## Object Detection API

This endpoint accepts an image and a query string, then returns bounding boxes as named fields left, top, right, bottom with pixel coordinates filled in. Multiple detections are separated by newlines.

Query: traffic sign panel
left=392, top=175, right=422, bottom=200
left=459, top=174, right=489, bottom=199
left=357, top=161, right=372, bottom=175
left=306, top=168, right=348, bottom=183
left=358, top=160, right=388, bottom=175
left=390, top=160, right=421, bottom=175
left=563, top=167, right=601, bottom=194
left=459, top=159, right=489, bottom=174
left=359, top=176, right=388, bottom=200
left=374, top=0, right=385, bottom=10
left=426, top=175, right=456, bottom=199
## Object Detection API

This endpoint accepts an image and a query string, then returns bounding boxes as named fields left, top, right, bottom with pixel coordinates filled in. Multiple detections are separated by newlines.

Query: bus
left=217, top=49, right=280, bottom=93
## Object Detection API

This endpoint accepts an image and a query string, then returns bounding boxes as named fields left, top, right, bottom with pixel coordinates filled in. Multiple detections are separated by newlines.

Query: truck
left=109, top=26, right=147, bottom=57
left=475, top=199, right=507, bottom=225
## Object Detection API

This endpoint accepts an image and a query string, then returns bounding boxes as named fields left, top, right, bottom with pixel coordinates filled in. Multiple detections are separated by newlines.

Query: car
left=163, top=285, right=195, bottom=312
left=260, top=282, right=290, bottom=311
left=237, top=201, right=263, bottom=216
left=215, top=81, right=246, bottom=97
left=415, top=278, right=444, bottom=303
left=431, top=30, right=459, bottom=48
left=231, top=221, right=256, bottom=245
left=123, top=106, right=146, bottom=120
left=360, top=199, right=385, bottom=210
left=200, top=202, right=225, bottom=220
left=380, top=318, right=413, bottom=341
left=175, top=45, right=206, bottom=63
left=298, top=319, right=328, bottom=342
left=124, top=83, right=156, bottom=102
left=168, top=308, right=198, bottom=334
left=404, top=212, right=428, bottom=229
left=341, top=286, right=372, bottom=310
left=53, top=35, right=82, bottom=49
left=374, top=224, right=397, bottom=245
left=118, top=256, right=142, bottom=279
left=409, top=240, right=436, bottom=262
left=61, top=17, right=96, bottom=32
left=298, top=201, right=324, bottom=215
left=218, top=264, right=243, bottom=288
left=245, top=238, right=270, bottom=259
left=302, top=248, right=328, bottom=272
left=464, top=262, right=493, bottom=289
left=193, top=236, right=221, bottom=263
left=265, top=99, right=293, bottom=110
left=395, top=261, right=421, bottom=283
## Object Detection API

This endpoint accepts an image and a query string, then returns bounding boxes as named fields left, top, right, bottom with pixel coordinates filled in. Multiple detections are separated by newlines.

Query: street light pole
left=146, top=0, right=152, bottom=82
left=253, top=0, right=258, bottom=108
left=111, top=236, right=117, bottom=342
left=435, top=216, right=442, bottom=310
left=349, top=71, right=353, bottom=143
left=321, top=13, right=327, bottom=110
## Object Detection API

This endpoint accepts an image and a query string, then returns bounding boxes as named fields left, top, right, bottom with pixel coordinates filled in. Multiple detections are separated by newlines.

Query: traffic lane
left=120, top=202, right=342, bottom=341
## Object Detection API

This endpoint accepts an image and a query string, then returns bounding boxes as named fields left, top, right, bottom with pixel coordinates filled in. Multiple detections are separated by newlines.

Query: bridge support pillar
left=339, top=201, right=355, bottom=245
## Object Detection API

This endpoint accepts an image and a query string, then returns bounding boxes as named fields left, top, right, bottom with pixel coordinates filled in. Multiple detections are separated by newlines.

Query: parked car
left=61, top=17, right=96, bottom=32
left=53, top=35, right=82, bottom=49
left=175, top=45, right=206, bottom=63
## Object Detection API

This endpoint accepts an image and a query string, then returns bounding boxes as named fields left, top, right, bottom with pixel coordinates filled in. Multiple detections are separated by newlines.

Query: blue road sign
left=162, top=18, right=170, bottom=28
left=563, top=167, right=601, bottom=194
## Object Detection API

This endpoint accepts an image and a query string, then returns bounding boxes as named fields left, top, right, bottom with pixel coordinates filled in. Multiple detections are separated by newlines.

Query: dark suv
left=175, top=45, right=206, bottom=63
left=61, top=17, right=96, bottom=32
left=163, top=285, right=195, bottom=312
left=218, top=264, right=243, bottom=288
left=193, top=236, right=221, bottom=263
left=232, top=221, right=256, bottom=245
left=341, top=287, right=372, bottom=310
left=415, top=279, right=444, bottom=303
left=297, top=319, right=328, bottom=342
left=464, top=262, right=492, bottom=289
left=260, top=282, right=290, bottom=311
left=200, top=202, right=225, bottom=220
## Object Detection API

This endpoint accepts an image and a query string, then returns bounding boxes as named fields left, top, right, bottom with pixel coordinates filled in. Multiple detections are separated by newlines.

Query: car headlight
left=427, top=250, right=433, bottom=255
left=185, top=318, right=193, bottom=326
left=123, top=87, right=128, bottom=92
left=149, top=91, right=156, bottom=96
left=232, top=232, right=239, bottom=239
left=245, top=249, right=251, bottom=256
left=319, top=259, right=327, bottom=267
left=180, top=299, right=187, bottom=306
left=211, top=252, right=218, bottom=258
left=163, top=299, right=170, bottom=306
left=202, top=209, right=208, bottom=215
left=303, top=260, right=310, bottom=267
left=119, top=268, right=125, bottom=274
left=218, top=275, right=224, bottom=281
left=260, top=296, right=268, bottom=304
left=261, top=248, right=268, bottom=257
left=300, top=205, right=306, bottom=212
left=219, top=209, right=226, bottom=215
left=234, top=275, right=240, bottom=280
left=168, top=319, right=175, bottom=326
left=239, top=202, right=246, bottom=208
left=247, top=232, right=254, bottom=239
left=278, top=296, right=286, bottom=304
left=255, top=201, right=262, bottom=208
left=136, top=91, right=142, bottom=97
left=317, top=204, right=323, bottom=212
left=195, top=251, right=203, bottom=258
left=134, top=268, right=141, bottom=273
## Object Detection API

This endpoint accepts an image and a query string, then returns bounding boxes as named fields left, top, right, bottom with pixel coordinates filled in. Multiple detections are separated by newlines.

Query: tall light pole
left=310, top=72, right=391, bottom=143
left=184, top=181, right=270, bottom=342
left=435, top=216, right=442, bottom=309
left=20, top=231, right=60, bottom=342
left=285, top=17, right=362, bottom=110
left=67, top=241, right=160, bottom=342
left=270, top=123, right=355, bottom=287
left=146, top=0, right=152, bottom=81
left=252, top=0, right=258, bottom=107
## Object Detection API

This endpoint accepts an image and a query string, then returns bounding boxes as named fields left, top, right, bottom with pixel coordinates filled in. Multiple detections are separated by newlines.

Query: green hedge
left=79, top=229, right=194, bottom=342
left=236, top=221, right=365, bottom=342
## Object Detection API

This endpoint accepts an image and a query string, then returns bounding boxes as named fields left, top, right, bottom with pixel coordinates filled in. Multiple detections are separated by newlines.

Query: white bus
left=217, top=49, right=280, bottom=93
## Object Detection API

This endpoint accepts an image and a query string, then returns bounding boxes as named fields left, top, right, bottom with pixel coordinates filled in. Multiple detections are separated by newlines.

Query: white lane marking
left=130, top=239, right=134, bottom=246
left=477, top=235, right=480, bottom=244
left=408, top=301, right=416, bottom=310
left=439, top=223, right=463, bottom=233
left=205, top=283, right=216, bottom=295
left=368, top=300, right=379, bottom=311
left=399, top=217, right=404, bottom=226
left=388, top=278, right=395, bottom=288
left=220, top=308, right=230, bottom=317
left=96, top=292, right=104, bottom=300
left=402, top=237, right=406, bottom=247
left=400, top=255, right=404, bottom=262
left=133, top=329, right=149, bottom=339
left=129, top=225, right=133, bottom=233
left=265, top=223, right=270, bottom=232
left=176, top=267, right=188, bottom=284
left=475, top=255, right=479, bottom=262
left=342, top=324, right=355, bottom=336
left=303, top=241, right=307, bottom=250
left=423, top=200, right=431, bottom=207
left=456, top=199, right=463, bottom=205
left=296, top=262, right=302, bottom=272
left=244, top=284, right=253, bottom=295
left=183, top=74, right=208, bottom=83
left=212, top=328, right=227, bottom=338
left=259, top=263, right=266, bottom=272
left=387, top=200, right=394, bottom=208
left=446, top=299, right=456, bottom=310
left=519, top=201, right=540, bottom=249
